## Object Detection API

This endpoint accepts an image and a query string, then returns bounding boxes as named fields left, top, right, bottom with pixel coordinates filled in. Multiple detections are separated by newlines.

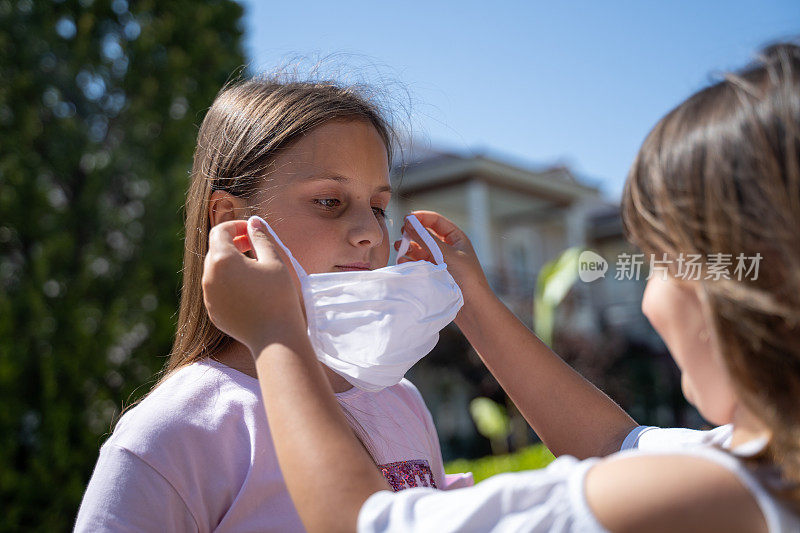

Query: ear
left=209, top=190, right=249, bottom=228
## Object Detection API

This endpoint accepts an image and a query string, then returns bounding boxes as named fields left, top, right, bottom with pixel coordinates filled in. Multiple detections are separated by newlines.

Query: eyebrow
left=305, top=175, right=392, bottom=194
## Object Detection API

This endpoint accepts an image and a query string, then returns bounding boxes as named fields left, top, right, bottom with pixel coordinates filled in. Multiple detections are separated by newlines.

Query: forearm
left=456, top=287, right=637, bottom=459
left=251, top=327, right=389, bottom=533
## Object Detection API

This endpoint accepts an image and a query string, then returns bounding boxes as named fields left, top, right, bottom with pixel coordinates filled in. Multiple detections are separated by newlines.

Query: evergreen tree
left=0, top=0, right=246, bottom=527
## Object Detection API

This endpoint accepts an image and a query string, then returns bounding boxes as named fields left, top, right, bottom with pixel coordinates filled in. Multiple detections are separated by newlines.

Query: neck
left=214, top=340, right=354, bottom=394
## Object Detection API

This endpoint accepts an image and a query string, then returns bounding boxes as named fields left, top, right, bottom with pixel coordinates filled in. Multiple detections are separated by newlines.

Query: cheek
left=681, top=373, right=696, bottom=405
left=641, top=293, right=656, bottom=328
left=641, top=278, right=702, bottom=367
left=376, top=231, right=392, bottom=266
left=677, top=332, right=739, bottom=425
left=373, top=228, right=391, bottom=267
left=641, top=278, right=741, bottom=425
left=267, top=215, right=331, bottom=273
left=641, top=280, right=670, bottom=342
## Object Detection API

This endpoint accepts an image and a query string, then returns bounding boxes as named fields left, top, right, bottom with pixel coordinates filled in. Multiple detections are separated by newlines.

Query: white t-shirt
left=358, top=425, right=800, bottom=532
left=75, top=359, right=447, bottom=532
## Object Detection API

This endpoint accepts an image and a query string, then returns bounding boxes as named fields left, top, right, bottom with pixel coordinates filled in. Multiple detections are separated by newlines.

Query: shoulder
left=585, top=450, right=767, bottom=533
left=108, top=361, right=261, bottom=457
left=381, top=378, right=431, bottom=420
left=83, top=362, right=265, bottom=529
left=342, top=378, right=427, bottom=410
left=76, top=442, right=199, bottom=531
left=391, top=378, right=425, bottom=402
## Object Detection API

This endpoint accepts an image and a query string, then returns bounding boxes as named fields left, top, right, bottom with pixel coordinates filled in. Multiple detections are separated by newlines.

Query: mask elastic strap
left=248, top=215, right=308, bottom=279
left=395, top=214, right=445, bottom=266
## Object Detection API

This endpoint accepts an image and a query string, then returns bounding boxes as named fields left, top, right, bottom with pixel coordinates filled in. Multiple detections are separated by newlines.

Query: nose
left=347, top=205, right=384, bottom=249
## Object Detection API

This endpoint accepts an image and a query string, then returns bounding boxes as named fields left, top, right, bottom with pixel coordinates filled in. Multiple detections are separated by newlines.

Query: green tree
left=0, top=0, right=246, bottom=528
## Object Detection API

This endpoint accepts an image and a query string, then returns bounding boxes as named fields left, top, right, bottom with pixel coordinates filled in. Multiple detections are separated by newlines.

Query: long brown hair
left=622, top=42, right=800, bottom=499
left=156, top=75, right=397, bottom=458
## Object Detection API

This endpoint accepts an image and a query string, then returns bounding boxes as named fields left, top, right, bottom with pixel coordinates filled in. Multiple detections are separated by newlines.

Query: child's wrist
left=247, top=316, right=308, bottom=359
left=248, top=337, right=312, bottom=364
left=454, top=278, right=497, bottom=330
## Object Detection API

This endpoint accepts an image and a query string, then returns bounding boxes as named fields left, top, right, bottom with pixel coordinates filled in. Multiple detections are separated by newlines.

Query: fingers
left=208, top=220, right=249, bottom=256
left=204, top=221, right=249, bottom=318
left=394, top=240, right=424, bottom=263
left=407, top=210, right=464, bottom=246
left=396, top=217, right=445, bottom=265
left=247, top=216, right=283, bottom=264
left=233, top=234, right=252, bottom=254
left=392, top=211, right=459, bottom=264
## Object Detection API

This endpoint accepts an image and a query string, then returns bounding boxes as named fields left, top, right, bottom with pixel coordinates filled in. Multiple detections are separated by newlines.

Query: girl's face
left=641, top=275, right=738, bottom=425
left=253, top=119, right=392, bottom=274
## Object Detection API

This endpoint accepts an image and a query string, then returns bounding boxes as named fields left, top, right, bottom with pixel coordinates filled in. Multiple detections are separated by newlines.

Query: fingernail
left=248, top=215, right=266, bottom=232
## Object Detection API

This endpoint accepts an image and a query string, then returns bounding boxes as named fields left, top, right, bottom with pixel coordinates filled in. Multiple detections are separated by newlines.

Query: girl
left=75, top=77, right=454, bottom=532
left=203, top=42, right=800, bottom=531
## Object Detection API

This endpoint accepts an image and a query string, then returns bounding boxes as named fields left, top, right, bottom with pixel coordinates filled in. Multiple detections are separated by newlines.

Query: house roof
left=391, top=146, right=600, bottom=205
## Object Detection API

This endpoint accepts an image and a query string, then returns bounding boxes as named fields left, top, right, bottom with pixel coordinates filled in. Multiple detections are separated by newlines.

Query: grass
left=444, top=443, right=555, bottom=484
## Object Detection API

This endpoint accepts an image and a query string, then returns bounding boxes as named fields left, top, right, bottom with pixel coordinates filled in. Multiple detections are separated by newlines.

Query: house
left=389, top=146, right=602, bottom=325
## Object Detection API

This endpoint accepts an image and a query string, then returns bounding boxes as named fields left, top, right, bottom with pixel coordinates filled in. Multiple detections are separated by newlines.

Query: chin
left=700, top=410, right=732, bottom=427
left=693, top=397, right=736, bottom=426
left=681, top=375, right=695, bottom=406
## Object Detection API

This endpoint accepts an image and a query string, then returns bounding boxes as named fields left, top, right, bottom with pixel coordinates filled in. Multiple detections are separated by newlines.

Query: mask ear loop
left=395, top=233, right=412, bottom=262
left=248, top=215, right=308, bottom=279
left=395, top=214, right=445, bottom=266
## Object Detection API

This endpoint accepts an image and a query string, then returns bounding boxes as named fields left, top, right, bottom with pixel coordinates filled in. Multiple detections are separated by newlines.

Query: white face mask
left=252, top=214, right=464, bottom=391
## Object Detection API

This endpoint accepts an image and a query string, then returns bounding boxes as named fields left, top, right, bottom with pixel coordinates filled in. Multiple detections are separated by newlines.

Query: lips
left=335, top=262, right=371, bottom=271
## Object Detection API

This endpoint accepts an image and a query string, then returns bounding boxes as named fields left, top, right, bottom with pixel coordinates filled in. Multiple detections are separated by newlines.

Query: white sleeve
left=357, top=455, right=609, bottom=532
left=620, top=424, right=733, bottom=452
left=75, top=444, right=198, bottom=532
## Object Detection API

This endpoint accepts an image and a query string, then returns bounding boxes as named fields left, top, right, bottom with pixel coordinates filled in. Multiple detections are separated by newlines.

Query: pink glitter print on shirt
left=378, top=459, right=437, bottom=492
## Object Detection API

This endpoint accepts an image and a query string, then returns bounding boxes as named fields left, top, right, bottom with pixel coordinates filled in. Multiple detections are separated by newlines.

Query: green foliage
left=534, top=246, right=583, bottom=346
left=445, top=443, right=555, bottom=484
left=0, top=0, right=245, bottom=528
left=469, top=396, right=510, bottom=454
left=469, top=397, right=510, bottom=440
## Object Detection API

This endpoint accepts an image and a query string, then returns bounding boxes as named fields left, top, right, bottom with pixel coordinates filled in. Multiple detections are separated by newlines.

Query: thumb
left=246, top=215, right=285, bottom=265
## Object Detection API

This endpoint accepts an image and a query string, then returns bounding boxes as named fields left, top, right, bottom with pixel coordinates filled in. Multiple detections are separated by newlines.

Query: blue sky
left=240, top=1, right=799, bottom=199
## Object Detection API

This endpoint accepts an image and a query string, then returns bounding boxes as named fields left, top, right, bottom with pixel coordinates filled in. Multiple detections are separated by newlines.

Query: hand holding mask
left=253, top=214, right=464, bottom=391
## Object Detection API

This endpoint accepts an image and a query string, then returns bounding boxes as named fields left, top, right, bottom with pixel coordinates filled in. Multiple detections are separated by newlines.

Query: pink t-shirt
left=75, top=359, right=447, bottom=532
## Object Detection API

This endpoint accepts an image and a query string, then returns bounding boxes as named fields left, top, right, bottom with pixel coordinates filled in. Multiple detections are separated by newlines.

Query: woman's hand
left=202, top=216, right=306, bottom=355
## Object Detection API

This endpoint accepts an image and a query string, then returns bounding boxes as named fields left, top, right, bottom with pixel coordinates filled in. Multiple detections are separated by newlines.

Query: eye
left=372, top=206, right=387, bottom=218
left=314, top=198, right=341, bottom=210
